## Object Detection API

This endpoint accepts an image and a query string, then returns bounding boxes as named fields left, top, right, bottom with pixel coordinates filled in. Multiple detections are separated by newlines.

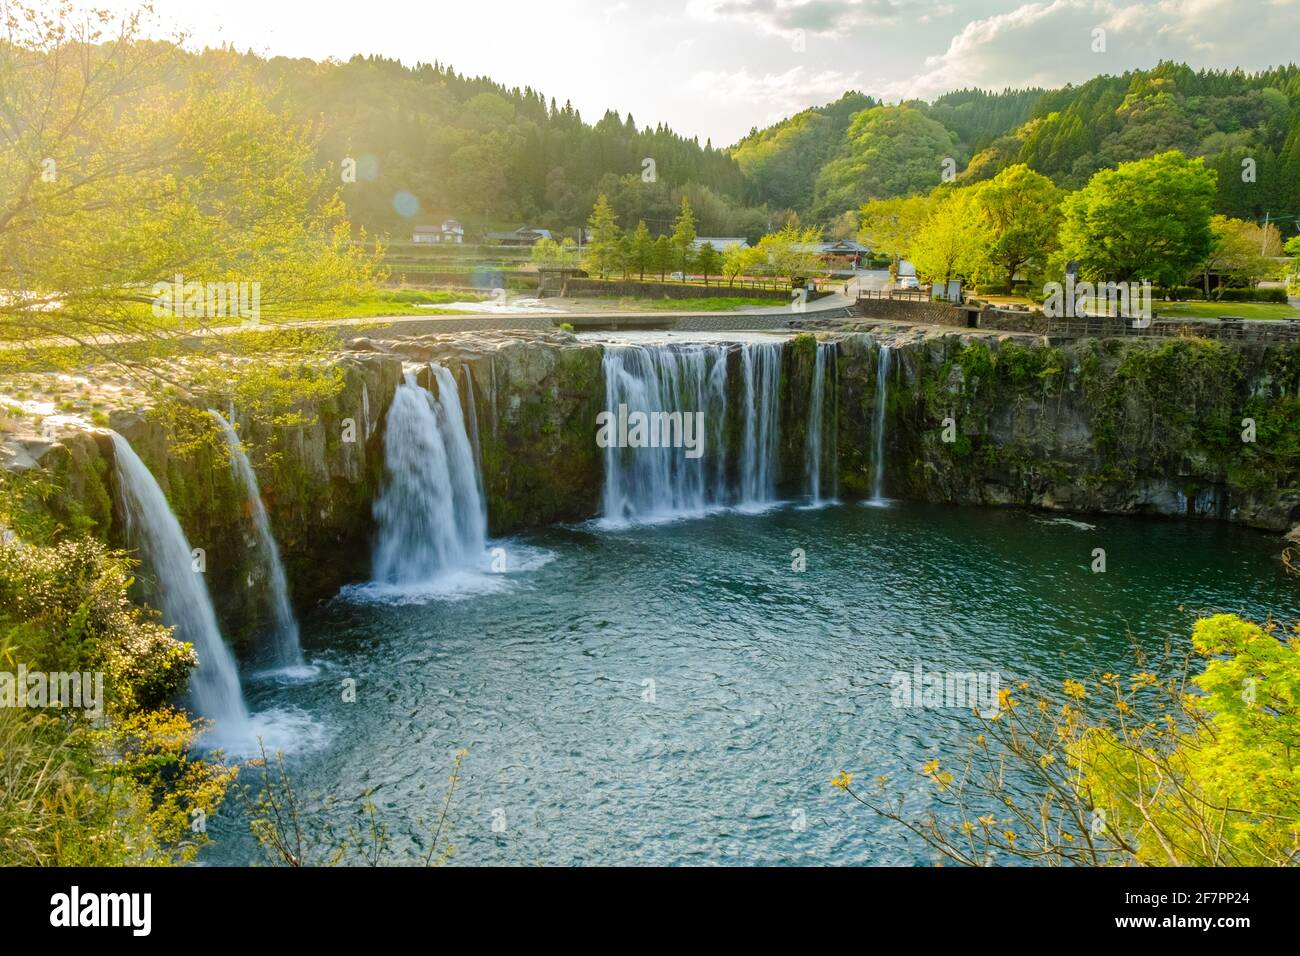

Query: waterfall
left=431, top=363, right=488, bottom=541
left=462, top=366, right=483, bottom=470
left=208, top=411, right=303, bottom=668
left=601, top=343, right=728, bottom=522
left=804, top=342, right=834, bottom=504
left=361, top=381, right=373, bottom=440
left=600, top=340, right=783, bottom=523
left=372, top=367, right=487, bottom=584
left=829, top=343, right=840, bottom=501
left=739, top=342, right=783, bottom=507
left=869, top=345, right=891, bottom=505
left=109, top=432, right=249, bottom=729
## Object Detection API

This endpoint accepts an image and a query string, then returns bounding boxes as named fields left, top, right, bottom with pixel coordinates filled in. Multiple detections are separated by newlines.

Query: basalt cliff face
left=4, top=324, right=1297, bottom=645
left=835, top=321, right=1300, bottom=532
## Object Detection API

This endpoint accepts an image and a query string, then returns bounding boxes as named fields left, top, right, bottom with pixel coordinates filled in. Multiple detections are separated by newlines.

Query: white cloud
left=874, top=0, right=1300, bottom=101
left=689, top=65, right=866, bottom=125
left=686, top=0, right=947, bottom=37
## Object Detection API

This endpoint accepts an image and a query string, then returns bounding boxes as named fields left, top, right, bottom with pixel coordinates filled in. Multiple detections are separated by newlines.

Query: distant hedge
left=1157, top=286, right=1288, bottom=303
left=1217, top=288, right=1289, bottom=303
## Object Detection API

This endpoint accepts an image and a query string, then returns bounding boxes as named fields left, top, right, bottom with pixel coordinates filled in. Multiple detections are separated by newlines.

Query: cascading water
left=601, top=340, right=784, bottom=523
left=869, top=344, right=891, bottom=505
left=804, top=341, right=838, bottom=505
left=487, top=358, right=499, bottom=438
left=208, top=411, right=303, bottom=668
left=461, top=364, right=487, bottom=507
left=431, top=363, right=488, bottom=542
left=739, top=342, right=783, bottom=508
left=361, top=381, right=373, bottom=440
left=601, top=343, right=729, bottom=523
left=109, top=432, right=249, bottom=730
left=371, top=366, right=487, bottom=585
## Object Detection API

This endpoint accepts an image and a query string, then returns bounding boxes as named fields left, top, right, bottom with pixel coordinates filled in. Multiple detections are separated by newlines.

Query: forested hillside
left=199, top=51, right=767, bottom=238
left=186, top=51, right=1300, bottom=239
left=733, top=62, right=1300, bottom=233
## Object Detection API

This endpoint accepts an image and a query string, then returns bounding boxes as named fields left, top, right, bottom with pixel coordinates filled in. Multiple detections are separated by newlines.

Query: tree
left=835, top=614, right=1300, bottom=866
left=812, top=104, right=962, bottom=220
left=722, top=244, right=753, bottom=287
left=671, top=196, right=697, bottom=279
left=1058, top=151, right=1217, bottom=285
left=858, top=194, right=935, bottom=275
left=531, top=236, right=579, bottom=269
left=971, top=164, right=1063, bottom=290
left=908, top=189, right=985, bottom=289
left=583, top=193, right=621, bottom=278
left=1203, top=215, right=1272, bottom=292
left=629, top=221, right=654, bottom=280
left=0, top=1, right=379, bottom=367
left=752, top=226, right=824, bottom=288
left=825, top=209, right=859, bottom=241
left=616, top=234, right=633, bottom=279
left=696, top=243, right=721, bottom=287
left=651, top=235, right=674, bottom=281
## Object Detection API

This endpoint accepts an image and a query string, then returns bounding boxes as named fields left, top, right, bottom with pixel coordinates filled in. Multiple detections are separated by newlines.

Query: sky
left=102, top=0, right=1300, bottom=145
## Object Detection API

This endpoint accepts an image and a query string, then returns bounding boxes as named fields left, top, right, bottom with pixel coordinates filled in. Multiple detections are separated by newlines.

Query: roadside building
left=411, top=219, right=465, bottom=244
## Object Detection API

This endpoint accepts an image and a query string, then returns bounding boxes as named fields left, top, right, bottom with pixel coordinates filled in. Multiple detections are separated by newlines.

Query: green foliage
left=994, top=341, right=1065, bottom=393
left=751, top=225, right=824, bottom=286
left=583, top=193, right=622, bottom=278
left=731, top=92, right=878, bottom=215
left=970, top=164, right=1063, bottom=288
left=695, top=242, right=721, bottom=284
left=812, top=104, right=963, bottom=219
left=1217, top=287, right=1288, bottom=303
left=531, top=236, right=580, bottom=269
left=1058, top=151, right=1218, bottom=284
left=628, top=221, right=654, bottom=280
left=1082, top=337, right=1241, bottom=468
left=908, top=187, right=985, bottom=285
left=0, top=4, right=382, bottom=352
left=0, top=536, right=234, bottom=865
left=1078, top=614, right=1300, bottom=865
left=838, top=613, right=1300, bottom=866
left=671, top=197, right=698, bottom=277
left=857, top=194, right=935, bottom=267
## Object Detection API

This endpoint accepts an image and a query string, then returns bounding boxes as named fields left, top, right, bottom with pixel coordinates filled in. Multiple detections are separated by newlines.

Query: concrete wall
left=856, top=298, right=1300, bottom=344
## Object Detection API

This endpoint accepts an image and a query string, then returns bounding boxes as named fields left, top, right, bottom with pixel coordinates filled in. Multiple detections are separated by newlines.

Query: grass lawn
left=617, top=296, right=779, bottom=311
left=291, top=288, right=490, bottom=318
left=1156, top=300, right=1300, bottom=321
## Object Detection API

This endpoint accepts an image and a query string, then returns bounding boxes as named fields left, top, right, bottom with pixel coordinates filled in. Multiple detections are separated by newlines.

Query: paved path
left=3, top=291, right=863, bottom=351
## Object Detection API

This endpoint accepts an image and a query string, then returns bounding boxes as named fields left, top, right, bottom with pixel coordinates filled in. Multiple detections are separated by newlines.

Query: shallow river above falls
left=205, top=501, right=1299, bottom=866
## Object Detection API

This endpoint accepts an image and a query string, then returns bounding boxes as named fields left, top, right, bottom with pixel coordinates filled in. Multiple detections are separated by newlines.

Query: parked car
left=896, top=275, right=919, bottom=289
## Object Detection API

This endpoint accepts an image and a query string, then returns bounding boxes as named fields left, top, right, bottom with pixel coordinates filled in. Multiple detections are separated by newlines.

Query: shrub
left=1216, top=288, right=1288, bottom=303
left=0, top=537, right=234, bottom=865
left=835, top=613, right=1300, bottom=866
left=1157, top=285, right=1204, bottom=301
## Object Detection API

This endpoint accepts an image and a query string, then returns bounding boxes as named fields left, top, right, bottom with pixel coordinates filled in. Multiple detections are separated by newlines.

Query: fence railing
left=856, top=288, right=931, bottom=302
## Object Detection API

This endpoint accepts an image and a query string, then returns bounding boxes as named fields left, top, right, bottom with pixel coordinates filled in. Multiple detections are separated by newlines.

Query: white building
left=412, top=220, right=465, bottom=244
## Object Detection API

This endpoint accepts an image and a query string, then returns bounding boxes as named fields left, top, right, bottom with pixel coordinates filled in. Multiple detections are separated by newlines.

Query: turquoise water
left=208, top=502, right=1299, bottom=866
